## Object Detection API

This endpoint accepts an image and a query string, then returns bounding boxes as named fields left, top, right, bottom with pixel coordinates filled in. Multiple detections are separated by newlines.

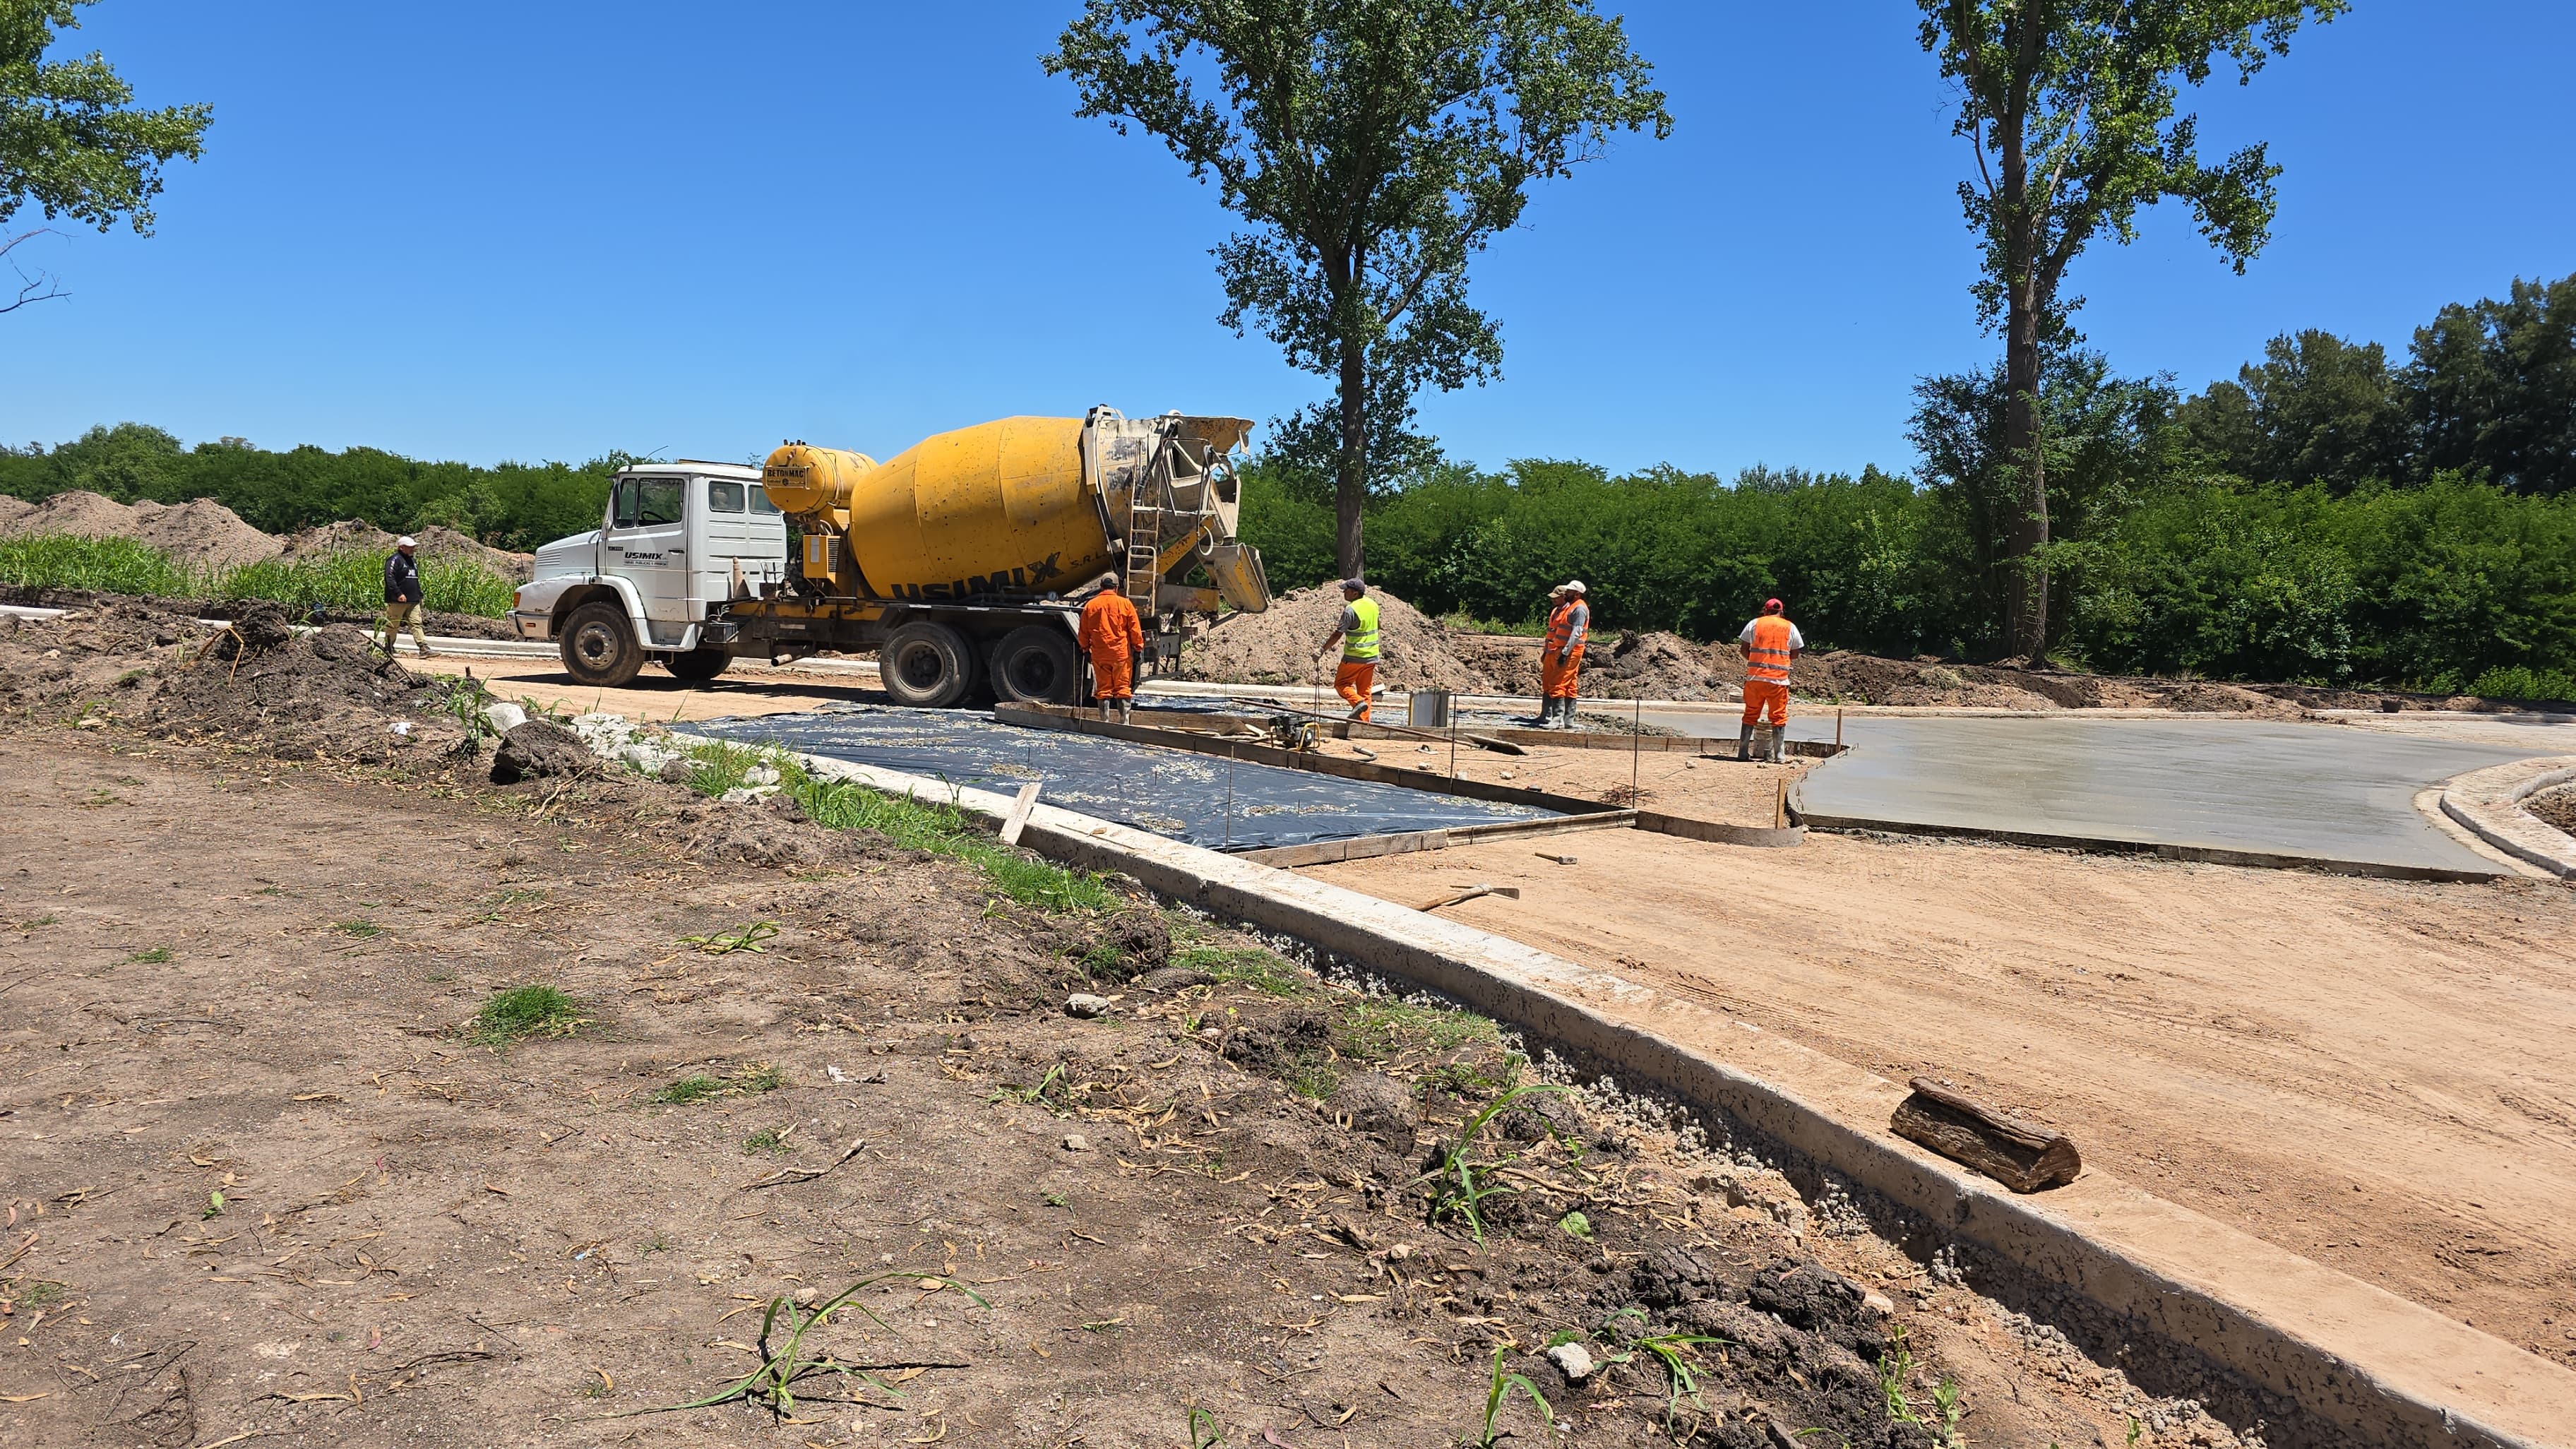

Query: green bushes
left=1238, top=465, right=2576, bottom=692
left=0, top=423, right=623, bottom=552
left=0, top=532, right=516, bottom=618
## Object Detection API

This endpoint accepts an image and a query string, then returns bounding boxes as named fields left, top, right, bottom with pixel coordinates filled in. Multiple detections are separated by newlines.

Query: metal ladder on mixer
left=1120, top=448, right=1166, bottom=615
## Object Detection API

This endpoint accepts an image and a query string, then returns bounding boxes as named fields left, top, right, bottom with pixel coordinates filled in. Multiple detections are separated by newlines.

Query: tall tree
left=2409, top=272, right=2576, bottom=497
left=1046, top=0, right=1669, bottom=576
left=1916, top=0, right=2341, bottom=657
left=1, top=0, right=212, bottom=310
left=2177, top=329, right=2411, bottom=489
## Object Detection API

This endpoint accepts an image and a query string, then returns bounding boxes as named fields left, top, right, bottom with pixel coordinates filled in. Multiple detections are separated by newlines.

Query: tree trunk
left=2003, top=278, right=2048, bottom=658
left=1996, top=64, right=2048, bottom=660
left=1335, top=330, right=1367, bottom=580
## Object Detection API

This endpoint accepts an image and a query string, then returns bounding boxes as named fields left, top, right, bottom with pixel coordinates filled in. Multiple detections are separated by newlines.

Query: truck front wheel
left=878, top=621, right=979, bottom=708
left=561, top=601, right=643, bottom=687
left=666, top=647, right=731, bottom=682
left=987, top=626, right=1080, bottom=705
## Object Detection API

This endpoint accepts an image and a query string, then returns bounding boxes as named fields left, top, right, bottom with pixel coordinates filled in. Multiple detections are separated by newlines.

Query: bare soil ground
left=1303, top=828, right=2576, bottom=1373
left=0, top=607, right=2246, bottom=1448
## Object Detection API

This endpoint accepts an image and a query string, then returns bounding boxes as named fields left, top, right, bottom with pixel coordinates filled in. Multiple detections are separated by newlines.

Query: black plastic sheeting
left=692, top=704, right=1554, bottom=851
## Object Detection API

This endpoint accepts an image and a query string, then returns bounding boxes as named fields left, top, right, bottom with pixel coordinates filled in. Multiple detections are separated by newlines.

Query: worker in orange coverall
left=1078, top=572, right=1145, bottom=723
left=1537, top=580, right=1589, bottom=728
left=1736, top=596, right=1805, bottom=761
left=1316, top=578, right=1381, bottom=721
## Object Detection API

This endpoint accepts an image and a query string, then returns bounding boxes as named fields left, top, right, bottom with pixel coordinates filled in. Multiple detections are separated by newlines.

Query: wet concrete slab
left=695, top=704, right=1552, bottom=852
left=1638, top=710, right=2537, bottom=872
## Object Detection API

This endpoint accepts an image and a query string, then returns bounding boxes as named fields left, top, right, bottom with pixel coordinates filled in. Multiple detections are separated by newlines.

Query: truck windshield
left=707, top=480, right=745, bottom=513
left=628, top=477, right=683, bottom=527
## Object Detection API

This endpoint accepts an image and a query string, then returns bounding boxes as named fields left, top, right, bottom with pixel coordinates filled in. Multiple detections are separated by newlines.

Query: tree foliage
left=1045, top=0, right=1668, bottom=576
left=1, top=0, right=211, bottom=308
left=2179, top=272, right=2576, bottom=496
left=1916, top=0, right=2342, bottom=655
left=0, top=423, right=630, bottom=551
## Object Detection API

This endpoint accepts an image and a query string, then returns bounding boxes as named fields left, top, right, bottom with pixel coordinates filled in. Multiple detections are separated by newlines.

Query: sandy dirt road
left=412, top=654, right=873, bottom=723
left=1308, top=827, right=2576, bottom=1366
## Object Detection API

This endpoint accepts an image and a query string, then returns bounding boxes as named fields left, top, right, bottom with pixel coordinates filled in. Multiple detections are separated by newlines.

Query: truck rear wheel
left=666, top=647, right=730, bottom=682
left=986, top=626, right=1080, bottom=705
left=561, top=600, right=643, bottom=687
left=878, top=621, right=979, bottom=708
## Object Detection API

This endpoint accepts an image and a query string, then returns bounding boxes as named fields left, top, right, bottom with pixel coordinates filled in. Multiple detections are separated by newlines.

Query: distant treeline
left=0, top=424, right=626, bottom=552
left=1244, top=272, right=2576, bottom=698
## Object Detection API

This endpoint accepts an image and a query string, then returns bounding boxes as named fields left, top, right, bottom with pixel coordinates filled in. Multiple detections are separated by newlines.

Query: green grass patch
left=741, top=1125, right=789, bottom=1155
left=213, top=549, right=514, bottom=617
left=655, top=1062, right=783, bottom=1104
left=1169, top=943, right=1307, bottom=996
left=126, top=946, right=171, bottom=963
left=0, top=532, right=515, bottom=617
left=654, top=1074, right=725, bottom=1104
left=470, top=984, right=586, bottom=1045
left=0, top=532, right=193, bottom=595
left=1332, top=995, right=1497, bottom=1060
left=333, top=918, right=381, bottom=938
left=674, top=743, right=1121, bottom=915
left=2, top=1280, right=67, bottom=1311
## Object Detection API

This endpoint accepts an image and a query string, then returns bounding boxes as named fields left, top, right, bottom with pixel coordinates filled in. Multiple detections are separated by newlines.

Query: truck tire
left=561, top=600, right=643, bottom=687
left=665, top=647, right=731, bottom=682
left=986, top=626, right=1080, bottom=705
left=878, top=621, right=979, bottom=708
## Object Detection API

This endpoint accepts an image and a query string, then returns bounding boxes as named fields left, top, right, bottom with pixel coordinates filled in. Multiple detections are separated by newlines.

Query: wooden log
left=1889, top=1077, right=2080, bottom=1193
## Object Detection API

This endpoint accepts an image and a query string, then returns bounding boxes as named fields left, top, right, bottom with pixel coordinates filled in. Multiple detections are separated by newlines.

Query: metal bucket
left=1407, top=690, right=1453, bottom=729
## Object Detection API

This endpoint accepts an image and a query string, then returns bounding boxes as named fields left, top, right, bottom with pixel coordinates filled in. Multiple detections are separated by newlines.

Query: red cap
left=1764, top=597, right=1783, bottom=612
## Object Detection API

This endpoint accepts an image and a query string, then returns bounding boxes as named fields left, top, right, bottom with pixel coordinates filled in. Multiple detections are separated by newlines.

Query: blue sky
left=6, top=1, right=2570, bottom=479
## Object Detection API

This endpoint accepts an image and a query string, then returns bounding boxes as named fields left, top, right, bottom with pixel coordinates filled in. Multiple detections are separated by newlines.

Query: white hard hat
left=1561, top=579, right=1586, bottom=594
left=395, top=536, right=418, bottom=548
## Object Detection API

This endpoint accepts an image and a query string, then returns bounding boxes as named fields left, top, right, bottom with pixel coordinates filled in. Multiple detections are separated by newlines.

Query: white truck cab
left=511, top=462, right=789, bottom=684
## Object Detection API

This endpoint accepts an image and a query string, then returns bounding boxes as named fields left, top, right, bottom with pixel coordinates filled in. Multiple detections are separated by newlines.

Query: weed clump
left=471, top=984, right=586, bottom=1045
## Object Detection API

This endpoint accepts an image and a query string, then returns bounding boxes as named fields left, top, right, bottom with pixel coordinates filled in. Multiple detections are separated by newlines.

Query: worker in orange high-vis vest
left=1537, top=580, right=1589, bottom=728
left=1317, top=578, right=1380, bottom=720
left=1736, top=597, right=1805, bottom=761
left=1078, top=572, right=1145, bottom=722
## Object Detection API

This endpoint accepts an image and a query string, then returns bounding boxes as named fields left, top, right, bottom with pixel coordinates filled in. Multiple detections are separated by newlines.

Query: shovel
left=1413, top=883, right=1522, bottom=913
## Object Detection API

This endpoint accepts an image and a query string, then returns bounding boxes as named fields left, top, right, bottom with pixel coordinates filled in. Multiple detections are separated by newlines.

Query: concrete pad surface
left=1788, top=715, right=2533, bottom=871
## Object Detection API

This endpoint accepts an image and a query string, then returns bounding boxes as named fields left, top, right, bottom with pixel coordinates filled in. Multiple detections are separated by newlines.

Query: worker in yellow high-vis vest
left=1317, top=578, right=1381, bottom=721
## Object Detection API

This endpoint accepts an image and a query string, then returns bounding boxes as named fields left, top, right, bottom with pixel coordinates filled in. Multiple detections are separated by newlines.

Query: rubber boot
left=1769, top=729, right=1786, bottom=764
left=1117, top=700, right=1133, bottom=726
left=1561, top=698, right=1579, bottom=730
left=1738, top=724, right=1755, bottom=761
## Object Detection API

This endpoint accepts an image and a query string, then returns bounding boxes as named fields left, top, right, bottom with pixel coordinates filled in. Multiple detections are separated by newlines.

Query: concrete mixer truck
left=506, top=407, right=1270, bottom=708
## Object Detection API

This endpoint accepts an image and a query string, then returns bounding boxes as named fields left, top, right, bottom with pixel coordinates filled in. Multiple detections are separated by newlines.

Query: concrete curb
left=1795, top=811, right=2509, bottom=883
left=2440, top=757, right=2576, bottom=879
left=656, top=725, right=2571, bottom=1449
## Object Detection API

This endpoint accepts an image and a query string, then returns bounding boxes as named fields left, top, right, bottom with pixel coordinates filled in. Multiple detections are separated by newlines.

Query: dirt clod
left=489, top=720, right=595, bottom=783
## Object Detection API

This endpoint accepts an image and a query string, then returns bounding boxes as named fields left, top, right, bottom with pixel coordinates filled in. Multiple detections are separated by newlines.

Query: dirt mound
left=678, top=794, right=879, bottom=870
left=0, top=489, right=281, bottom=571
left=1, top=489, right=144, bottom=541
left=0, top=494, right=30, bottom=528
left=0, top=599, right=201, bottom=720
left=2157, top=680, right=2306, bottom=717
left=129, top=496, right=282, bottom=570
left=1179, top=584, right=1493, bottom=693
left=2523, top=782, right=2576, bottom=839
left=148, top=621, right=460, bottom=763
left=280, top=520, right=535, bottom=580
left=1586, top=630, right=1739, bottom=701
